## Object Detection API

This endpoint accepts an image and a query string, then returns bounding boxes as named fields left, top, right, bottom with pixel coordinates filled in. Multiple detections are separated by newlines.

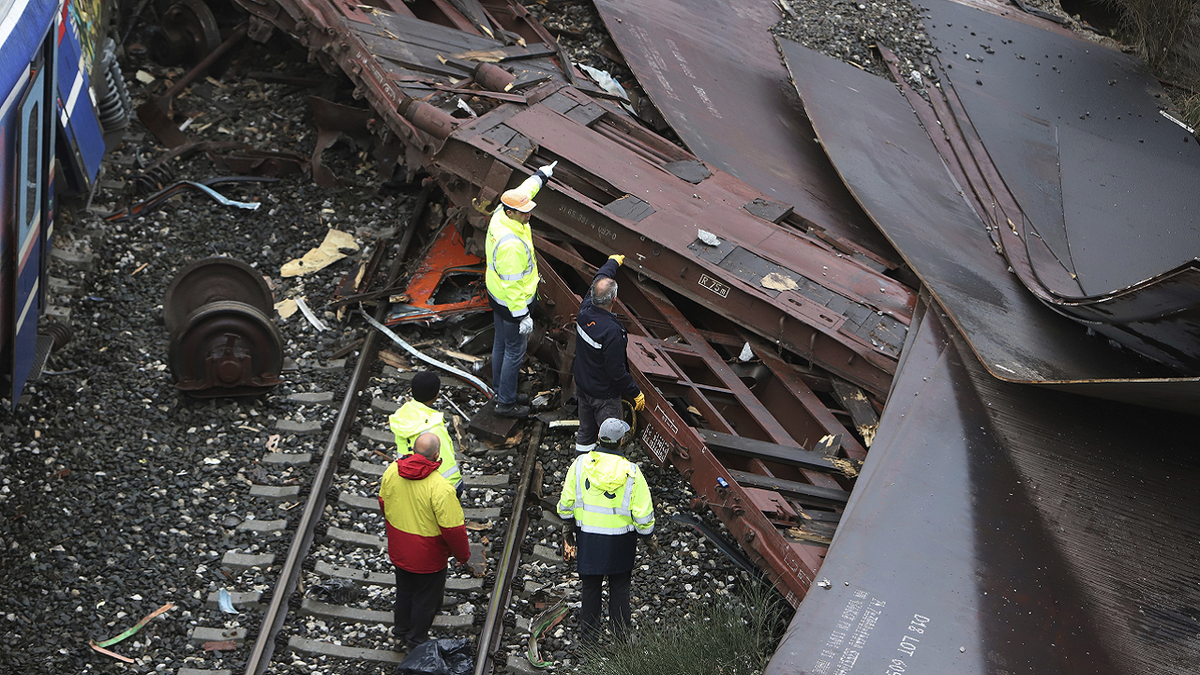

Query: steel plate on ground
left=593, top=0, right=896, bottom=261
left=921, top=0, right=1200, bottom=298
left=767, top=297, right=1200, bottom=675
left=778, top=38, right=1182, bottom=392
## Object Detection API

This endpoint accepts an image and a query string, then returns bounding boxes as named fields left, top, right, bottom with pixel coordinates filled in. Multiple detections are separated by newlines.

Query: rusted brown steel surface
left=768, top=293, right=1200, bottom=675
left=537, top=251, right=869, bottom=607
left=591, top=0, right=898, bottom=265
left=776, top=37, right=1200, bottom=415
left=233, top=0, right=914, bottom=395
left=916, top=62, right=1200, bottom=377
left=163, top=258, right=285, bottom=397
left=919, top=0, right=1200, bottom=374
left=235, top=0, right=910, bottom=610
left=433, top=95, right=912, bottom=398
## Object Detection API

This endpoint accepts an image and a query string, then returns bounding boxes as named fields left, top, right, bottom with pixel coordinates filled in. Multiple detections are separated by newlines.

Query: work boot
left=492, top=398, right=530, bottom=415
left=494, top=402, right=531, bottom=418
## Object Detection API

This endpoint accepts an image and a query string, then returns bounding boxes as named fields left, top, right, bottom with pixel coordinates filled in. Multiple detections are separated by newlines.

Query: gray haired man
left=571, top=254, right=645, bottom=453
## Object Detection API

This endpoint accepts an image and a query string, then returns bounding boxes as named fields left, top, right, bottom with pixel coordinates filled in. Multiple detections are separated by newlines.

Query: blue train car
left=1, top=0, right=118, bottom=407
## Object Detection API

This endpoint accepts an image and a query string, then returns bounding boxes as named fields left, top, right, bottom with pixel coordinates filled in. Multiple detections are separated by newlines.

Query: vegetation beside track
left=566, top=580, right=790, bottom=675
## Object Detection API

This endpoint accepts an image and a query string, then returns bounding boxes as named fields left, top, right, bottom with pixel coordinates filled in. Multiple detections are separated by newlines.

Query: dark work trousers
left=393, top=565, right=447, bottom=648
left=491, top=312, right=527, bottom=406
left=575, top=391, right=623, bottom=453
left=580, top=571, right=633, bottom=643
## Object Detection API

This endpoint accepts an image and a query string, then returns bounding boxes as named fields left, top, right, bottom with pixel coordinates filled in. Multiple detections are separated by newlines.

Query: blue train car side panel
left=0, top=73, right=29, bottom=380
left=13, top=62, right=52, bottom=404
left=56, top=0, right=105, bottom=188
left=0, top=0, right=60, bottom=99
left=2, top=0, right=65, bottom=405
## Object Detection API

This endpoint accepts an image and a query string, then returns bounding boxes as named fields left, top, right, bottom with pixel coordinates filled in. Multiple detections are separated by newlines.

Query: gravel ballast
left=2, top=1, right=1133, bottom=673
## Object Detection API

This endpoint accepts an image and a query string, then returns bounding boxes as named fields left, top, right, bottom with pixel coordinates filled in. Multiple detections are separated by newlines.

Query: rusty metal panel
left=778, top=38, right=1188, bottom=392
left=436, top=101, right=914, bottom=397
left=535, top=256, right=843, bottom=606
left=768, top=295, right=1200, bottom=675
left=592, top=0, right=897, bottom=262
left=923, top=0, right=1200, bottom=296
left=689, top=239, right=906, bottom=357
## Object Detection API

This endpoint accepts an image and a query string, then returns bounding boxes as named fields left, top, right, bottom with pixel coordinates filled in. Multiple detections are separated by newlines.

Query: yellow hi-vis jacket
left=389, top=399, right=461, bottom=488
left=485, top=174, right=542, bottom=318
left=557, top=450, right=655, bottom=537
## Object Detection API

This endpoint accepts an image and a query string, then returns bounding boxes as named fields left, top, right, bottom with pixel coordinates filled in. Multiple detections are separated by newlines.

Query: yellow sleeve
left=557, top=460, right=578, bottom=522
left=630, top=466, right=655, bottom=534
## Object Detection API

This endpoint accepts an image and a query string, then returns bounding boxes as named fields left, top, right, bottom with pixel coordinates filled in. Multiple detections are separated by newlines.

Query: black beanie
left=411, top=371, right=440, bottom=402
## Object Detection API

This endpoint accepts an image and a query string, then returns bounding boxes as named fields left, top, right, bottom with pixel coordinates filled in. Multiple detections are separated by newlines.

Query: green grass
left=1176, top=91, right=1200, bottom=131
left=564, top=580, right=790, bottom=675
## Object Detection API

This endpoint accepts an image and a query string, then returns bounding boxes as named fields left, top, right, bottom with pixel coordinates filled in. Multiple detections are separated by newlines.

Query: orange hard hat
left=500, top=189, right=536, bottom=213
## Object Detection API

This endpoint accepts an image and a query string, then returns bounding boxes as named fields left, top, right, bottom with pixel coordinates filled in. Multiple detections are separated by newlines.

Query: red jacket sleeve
left=440, top=524, right=471, bottom=562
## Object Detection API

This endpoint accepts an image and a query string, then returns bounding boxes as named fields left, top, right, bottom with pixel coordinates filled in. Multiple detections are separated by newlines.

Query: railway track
left=169, top=192, right=583, bottom=675
left=198, top=350, right=579, bottom=674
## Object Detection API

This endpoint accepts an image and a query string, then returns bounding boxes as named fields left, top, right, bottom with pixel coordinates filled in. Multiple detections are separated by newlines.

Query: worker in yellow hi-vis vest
left=557, top=418, right=657, bottom=644
left=389, top=371, right=462, bottom=496
left=485, top=161, right=557, bottom=419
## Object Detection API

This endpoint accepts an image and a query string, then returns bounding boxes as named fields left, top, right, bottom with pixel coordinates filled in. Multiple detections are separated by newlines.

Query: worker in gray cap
left=557, top=417, right=658, bottom=643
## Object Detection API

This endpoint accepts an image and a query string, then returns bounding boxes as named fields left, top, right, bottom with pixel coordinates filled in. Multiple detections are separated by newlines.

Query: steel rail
left=473, top=421, right=543, bottom=675
left=242, top=183, right=434, bottom=675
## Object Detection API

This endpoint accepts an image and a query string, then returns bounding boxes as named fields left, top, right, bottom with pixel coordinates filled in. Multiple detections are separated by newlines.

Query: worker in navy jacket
left=572, top=254, right=645, bottom=453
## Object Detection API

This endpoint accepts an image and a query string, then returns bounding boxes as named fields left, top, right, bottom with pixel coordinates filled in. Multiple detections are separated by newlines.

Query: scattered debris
left=294, top=297, right=329, bottom=332
left=217, top=588, right=238, bottom=614
left=761, top=272, right=798, bottom=291
left=527, top=600, right=569, bottom=668
left=308, top=577, right=362, bottom=604
left=281, top=229, right=360, bottom=278
left=275, top=298, right=299, bottom=319
left=88, top=602, right=174, bottom=662
left=362, top=311, right=494, bottom=397
left=385, top=225, right=489, bottom=326
left=103, top=178, right=265, bottom=222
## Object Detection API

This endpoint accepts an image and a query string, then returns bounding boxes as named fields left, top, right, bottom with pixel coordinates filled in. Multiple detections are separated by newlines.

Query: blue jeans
left=492, top=312, right=527, bottom=405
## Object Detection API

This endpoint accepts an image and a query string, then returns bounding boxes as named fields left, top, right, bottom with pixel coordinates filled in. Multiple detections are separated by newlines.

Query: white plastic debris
left=697, top=229, right=720, bottom=246
left=579, top=65, right=636, bottom=116
left=738, top=343, right=754, bottom=362
left=295, top=297, right=329, bottom=332
left=817, top=578, right=832, bottom=589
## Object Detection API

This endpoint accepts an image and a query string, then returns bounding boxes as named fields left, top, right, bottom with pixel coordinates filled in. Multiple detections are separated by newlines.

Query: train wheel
left=168, top=300, right=284, bottom=397
left=163, top=257, right=275, bottom=335
left=153, top=0, right=222, bottom=66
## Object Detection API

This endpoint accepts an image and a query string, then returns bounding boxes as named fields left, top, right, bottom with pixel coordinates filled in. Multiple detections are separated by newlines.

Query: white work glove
left=518, top=316, right=533, bottom=335
left=536, top=161, right=558, bottom=181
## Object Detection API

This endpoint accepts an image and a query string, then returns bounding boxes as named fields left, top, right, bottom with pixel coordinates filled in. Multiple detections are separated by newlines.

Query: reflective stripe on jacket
left=557, top=450, right=655, bottom=537
left=573, top=258, right=639, bottom=399
left=379, top=454, right=471, bottom=574
left=485, top=174, right=542, bottom=318
left=389, top=399, right=461, bottom=487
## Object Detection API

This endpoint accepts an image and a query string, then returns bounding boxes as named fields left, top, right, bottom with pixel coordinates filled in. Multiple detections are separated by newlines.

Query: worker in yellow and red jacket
left=486, top=161, right=557, bottom=419
left=390, top=371, right=462, bottom=495
left=557, top=418, right=657, bottom=643
left=379, top=432, right=471, bottom=651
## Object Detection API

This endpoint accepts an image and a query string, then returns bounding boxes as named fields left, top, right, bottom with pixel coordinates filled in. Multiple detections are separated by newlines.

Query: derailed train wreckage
left=205, top=0, right=1200, bottom=671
